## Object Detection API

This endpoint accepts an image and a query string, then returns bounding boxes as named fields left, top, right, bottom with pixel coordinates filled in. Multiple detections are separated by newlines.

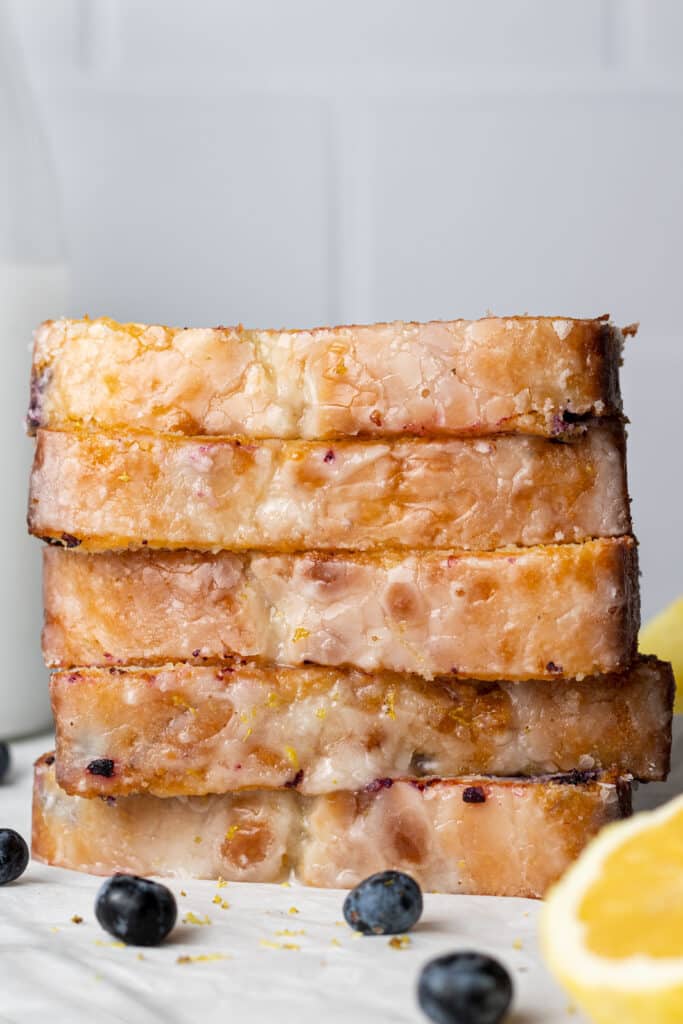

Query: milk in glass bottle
left=0, top=6, right=69, bottom=736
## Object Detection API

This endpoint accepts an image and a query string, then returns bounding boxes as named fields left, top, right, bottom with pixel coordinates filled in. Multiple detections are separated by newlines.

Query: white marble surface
left=3, top=728, right=681, bottom=1024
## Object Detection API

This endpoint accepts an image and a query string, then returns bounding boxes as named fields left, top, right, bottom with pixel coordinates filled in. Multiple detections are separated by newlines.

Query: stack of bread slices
left=27, top=315, right=673, bottom=897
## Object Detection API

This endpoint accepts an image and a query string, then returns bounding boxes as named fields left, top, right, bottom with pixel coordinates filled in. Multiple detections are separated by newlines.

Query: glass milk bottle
left=0, top=6, right=69, bottom=736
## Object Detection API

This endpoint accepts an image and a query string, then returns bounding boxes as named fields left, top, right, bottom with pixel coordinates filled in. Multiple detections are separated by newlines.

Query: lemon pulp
left=578, top=805, right=683, bottom=958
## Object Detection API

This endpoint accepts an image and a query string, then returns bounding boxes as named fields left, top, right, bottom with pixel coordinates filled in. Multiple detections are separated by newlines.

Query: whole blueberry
left=418, top=951, right=513, bottom=1024
left=95, top=874, right=177, bottom=946
left=343, top=870, right=423, bottom=935
left=0, top=829, right=29, bottom=885
left=0, top=741, right=10, bottom=783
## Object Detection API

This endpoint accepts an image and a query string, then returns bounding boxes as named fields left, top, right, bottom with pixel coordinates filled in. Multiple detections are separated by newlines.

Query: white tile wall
left=113, top=0, right=610, bottom=72
left=46, top=88, right=333, bottom=325
left=620, top=0, right=683, bottom=68
left=7, top=0, right=683, bottom=618
left=361, top=96, right=683, bottom=329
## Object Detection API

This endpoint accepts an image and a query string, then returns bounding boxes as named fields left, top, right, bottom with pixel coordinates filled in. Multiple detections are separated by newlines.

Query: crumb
left=288, top=906, right=299, bottom=915
left=71, top=915, right=83, bottom=924
left=280, top=881, right=291, bottom=888
left=193, top=836, right=202, bottom=845
left=512, top=938, right=523, bottom=950
left=225, top=824, right=240, bottom=841
left=50, top=927, right=60, bottom=933
left=182, top=912, right=211, bottom=926
left=217, top=877, right=228, bottom=889
left=330, top=937, right=342, bottom=947
left=94, top=940, right=125, bottom=948
left=259, top=939, right=300, bottom=951
left=388, top=935, right=411, bottom=950
left=275, top=928, right=305, bottom=937
left=211, top=895, right=230, bottom=909
left=180, top=890, right=187, bottom=897
left=137, top=953, right=145, bottom=961
left=177, top=953, right=230, bottom=964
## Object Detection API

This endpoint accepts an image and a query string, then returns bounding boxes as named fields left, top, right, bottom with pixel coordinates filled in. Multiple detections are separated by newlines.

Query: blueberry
left=95, top=874, right=177, bottom=946
left=86, top=758, right=115, bottom=778
left=418, top=951, right=513, bottom=1024
left=343, top=870, right=423, bottom=935
left=0, top=829, right=29, bottom=885
left=0, top=741, right=10, bottom=783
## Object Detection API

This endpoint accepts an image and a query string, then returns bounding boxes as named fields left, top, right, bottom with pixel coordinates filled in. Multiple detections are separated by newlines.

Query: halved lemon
left=639, top=597, right=683, bottom=712
left=541, top=794, right=683, bottom=1023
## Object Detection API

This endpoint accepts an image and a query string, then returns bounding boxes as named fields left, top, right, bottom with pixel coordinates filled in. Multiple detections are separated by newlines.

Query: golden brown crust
left=50, top=657, right=672, bottom=796
left=32, top=753, right=628, bottom=896
left=28, top=316, right=625, bottom=440
left=42, top=538, right=640, bottom=680
left=28, top=423, right=630, bottom=553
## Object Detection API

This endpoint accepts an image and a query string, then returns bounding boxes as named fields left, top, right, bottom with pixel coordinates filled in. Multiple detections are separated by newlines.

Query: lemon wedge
left=541, top=794, right=683, bottom=1023
left=639, top=597, right=683, bottom=712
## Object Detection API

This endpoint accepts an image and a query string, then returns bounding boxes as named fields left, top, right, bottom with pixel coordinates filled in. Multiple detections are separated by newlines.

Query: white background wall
left=8, top=0, right=683, bottom=620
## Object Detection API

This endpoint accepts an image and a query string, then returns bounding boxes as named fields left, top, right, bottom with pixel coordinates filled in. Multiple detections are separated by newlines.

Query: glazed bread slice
left=29, top=423, right=630, bottom=553
left=43, top=538, right=639, bottom=680
left=28, top=316, right=624, bottom=440
left=51, top=657, right=673, bottom=797
left=32, top=753, right=630, bottom=897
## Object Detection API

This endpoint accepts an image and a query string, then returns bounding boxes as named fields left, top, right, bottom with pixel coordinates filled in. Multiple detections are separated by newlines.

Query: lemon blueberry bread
left=29, top=422, right=630, bottom=554
left=50, top=657, right=672, bottom=798
left=42, top=537, right=639, bottom=680
left=33, top=752, right=629, bottom=897
left=28, top=315, right=625, bottom=440
left=27, top=312, right=664, bottom=894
